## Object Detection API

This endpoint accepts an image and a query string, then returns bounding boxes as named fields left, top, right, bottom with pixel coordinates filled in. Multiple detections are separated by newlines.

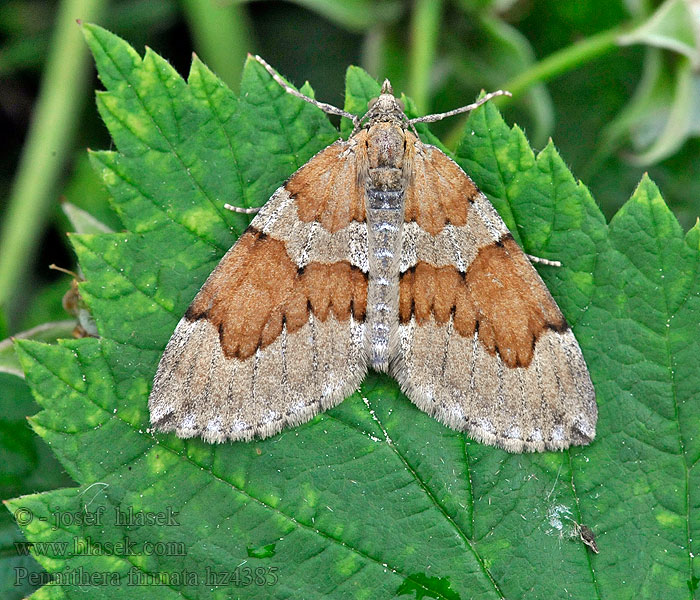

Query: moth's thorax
left=363, top=122, right=417, bottom=193
left=365, top=122, right=407, bottom=191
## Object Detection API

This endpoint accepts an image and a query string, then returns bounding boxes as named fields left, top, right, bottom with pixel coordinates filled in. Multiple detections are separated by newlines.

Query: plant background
left=1, top=1, right=699, bottom=599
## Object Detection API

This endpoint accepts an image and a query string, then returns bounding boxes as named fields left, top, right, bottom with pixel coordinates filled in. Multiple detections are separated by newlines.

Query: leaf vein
left=362, top=395, right=505, bottom=599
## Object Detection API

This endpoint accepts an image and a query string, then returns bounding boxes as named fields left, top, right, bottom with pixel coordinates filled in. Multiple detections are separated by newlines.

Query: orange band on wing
left=186, top=230, right=367, bottom=360
left=399, top=236, right=567, bottom=368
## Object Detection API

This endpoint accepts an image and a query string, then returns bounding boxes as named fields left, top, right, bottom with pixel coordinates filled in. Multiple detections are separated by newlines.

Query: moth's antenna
left=408, top=89, right=512, bottom=125
left=254, top=55, right=360, bottom=129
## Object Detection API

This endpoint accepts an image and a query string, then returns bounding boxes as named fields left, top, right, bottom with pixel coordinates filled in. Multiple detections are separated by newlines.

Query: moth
left=149, top=56, right=597, bottom=452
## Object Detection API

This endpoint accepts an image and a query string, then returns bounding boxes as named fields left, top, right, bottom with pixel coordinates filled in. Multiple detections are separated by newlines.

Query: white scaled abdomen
left=365, top=188, right=404, bottom=372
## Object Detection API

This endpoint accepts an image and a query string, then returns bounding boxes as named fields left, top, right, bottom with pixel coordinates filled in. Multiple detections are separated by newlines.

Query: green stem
left=408, top=0, right=443, bottom=113
left=360, top=26, right=387, bottom=79
left=0, top=0, right=106, bottom=318
left=502, top=25, right=625, bottom=100
left=444, top=25, right=626, bottom=148
left=180, top=0, right=253, bottom=92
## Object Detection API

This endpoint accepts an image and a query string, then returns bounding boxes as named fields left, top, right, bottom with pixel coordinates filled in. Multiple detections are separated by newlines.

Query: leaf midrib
left=358, top=395, right=505, bottom=599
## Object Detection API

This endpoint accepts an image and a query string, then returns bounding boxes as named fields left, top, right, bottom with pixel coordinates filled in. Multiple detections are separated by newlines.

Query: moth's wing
left=149, top=139, right=370, bottom=442
left=391, top=140, right=596, bottom=452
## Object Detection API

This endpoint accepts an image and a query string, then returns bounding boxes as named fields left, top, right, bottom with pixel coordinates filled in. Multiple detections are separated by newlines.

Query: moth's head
left=365, top=79, right=405, bottom=126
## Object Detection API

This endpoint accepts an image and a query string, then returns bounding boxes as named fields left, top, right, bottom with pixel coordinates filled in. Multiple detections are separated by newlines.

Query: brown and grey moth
left=149, top=57, right=597, bottom=453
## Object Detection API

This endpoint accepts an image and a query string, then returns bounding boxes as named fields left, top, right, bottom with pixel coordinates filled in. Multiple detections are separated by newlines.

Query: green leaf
left=624, top=58, right=700, bottom=166
left=61, top=202, right=113, bottom=235
left=0, top=321, right=78, bottom=378
left=7, top=25, right=700, bottom=599
left=618, top=0, right=700, bottom=66
left=583, top=0, right=700, bottom=168
left=0, top=374, right=73, bottom=600
left=610, top=0, right=700, bottom=165
left=597, top=47, right=700, bottom=167
left=576, top=175, right=700, bottom=597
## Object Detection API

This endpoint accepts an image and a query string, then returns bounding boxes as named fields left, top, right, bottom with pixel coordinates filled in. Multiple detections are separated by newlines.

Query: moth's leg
left=409, top=89, right=511, bottom=125
left=224, top=203, right=261, bottom=215
left=526, top=254, right=561, bottom=267
left=254, top=55, right=360, bottom=129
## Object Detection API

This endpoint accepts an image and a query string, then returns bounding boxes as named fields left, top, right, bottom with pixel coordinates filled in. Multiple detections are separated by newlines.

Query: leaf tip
left=686, top=217, right=700, bottom=249
left=633, top=172, right=662, bottom=200
left=79, top=21, right=102, bottom=41
left=612, top=171, right=681, bottom=236
left=27, top=414, right=43, bottom=434
left=243, top=53, right=259, bottom=69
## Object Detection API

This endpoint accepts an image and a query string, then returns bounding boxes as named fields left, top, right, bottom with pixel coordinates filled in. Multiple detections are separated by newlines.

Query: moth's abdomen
left=366, top=185, right=404, bottom=372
